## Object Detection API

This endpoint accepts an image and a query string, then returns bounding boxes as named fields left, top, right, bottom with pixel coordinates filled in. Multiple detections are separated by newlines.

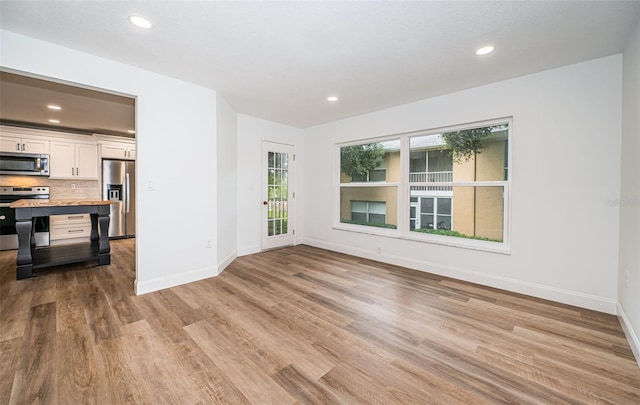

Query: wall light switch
left=147, top=180, right=155, bottom=191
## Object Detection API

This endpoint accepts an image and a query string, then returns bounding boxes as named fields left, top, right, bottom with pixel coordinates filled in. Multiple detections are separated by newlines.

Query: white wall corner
left=238, top=245, right=261, bottom=257
left=617, top=303, right=640, bottom=368
left=135, top=265, right=218, bottom=295
left=217, top=250, right=238, bottom=274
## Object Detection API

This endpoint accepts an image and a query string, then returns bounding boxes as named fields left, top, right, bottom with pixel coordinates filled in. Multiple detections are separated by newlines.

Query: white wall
left=217, top=95, right=238, bottom=271
left=304, top=55, right=623, bottom=314
left=237, top=115, right=304, bottom=255
left=0, top=30, right=219, bottom=293
left=619, top=20, right=640, bottom=364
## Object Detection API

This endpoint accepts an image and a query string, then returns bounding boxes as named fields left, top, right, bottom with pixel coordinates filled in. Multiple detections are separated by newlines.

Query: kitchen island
left=9, top=199, right=112, bottom=280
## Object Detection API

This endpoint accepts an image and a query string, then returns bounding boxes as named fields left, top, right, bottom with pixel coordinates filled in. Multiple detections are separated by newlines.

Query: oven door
left=0, top=202, right=18, bottom=250
left=0, top=201, right=50, bottom=250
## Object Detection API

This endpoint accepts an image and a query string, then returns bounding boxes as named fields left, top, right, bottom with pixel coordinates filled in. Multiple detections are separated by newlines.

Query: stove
left=0, top=186, right=50, bottom=250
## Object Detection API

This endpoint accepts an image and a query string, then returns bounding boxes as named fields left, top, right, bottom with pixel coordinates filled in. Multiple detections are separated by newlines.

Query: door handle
left=263, top=201, right=268, bottom=205
left=126, top=173, right=130, bottom=213
left=0, top=215, right=5, bottom=220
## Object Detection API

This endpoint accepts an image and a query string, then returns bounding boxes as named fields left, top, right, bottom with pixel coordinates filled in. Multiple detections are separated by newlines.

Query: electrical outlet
left=376, top=246, right=381, bottom=254
left=70, top=183, right=76, bottom=190
left=625, top=270, right=630, bottom=288
left=206, top=239, right=212, bottom=249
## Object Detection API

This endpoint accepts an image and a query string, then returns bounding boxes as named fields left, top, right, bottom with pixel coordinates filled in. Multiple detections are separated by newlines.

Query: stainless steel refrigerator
left=102, top=159, right=135, bottom=238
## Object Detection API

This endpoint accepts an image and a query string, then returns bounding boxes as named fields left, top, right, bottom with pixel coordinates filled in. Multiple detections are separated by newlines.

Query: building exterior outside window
left=339, top=121, right=510, bottom=248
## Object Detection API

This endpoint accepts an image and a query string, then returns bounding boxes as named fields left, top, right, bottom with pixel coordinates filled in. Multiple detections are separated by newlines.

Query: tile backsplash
left=0, top=176, right=99, bottom=199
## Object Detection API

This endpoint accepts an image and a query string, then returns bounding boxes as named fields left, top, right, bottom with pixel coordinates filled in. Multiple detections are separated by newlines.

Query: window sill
left=332, top=224, right=511, bottom=255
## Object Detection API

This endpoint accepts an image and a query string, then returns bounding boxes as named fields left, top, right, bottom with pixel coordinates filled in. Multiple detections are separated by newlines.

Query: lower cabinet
left=49, top=214, right=92, bottom=245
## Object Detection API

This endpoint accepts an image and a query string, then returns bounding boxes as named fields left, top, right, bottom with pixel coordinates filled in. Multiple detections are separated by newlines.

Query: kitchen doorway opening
left=0, top=69, right=138, bottom=292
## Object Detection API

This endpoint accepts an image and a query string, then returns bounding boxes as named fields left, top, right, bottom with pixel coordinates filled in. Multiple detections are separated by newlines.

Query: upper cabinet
left=100, top=141, right=136, bottom=160
left=0, top=134, right=49, bottom=154
left=49, top=140, right=98, bottom=180
left=94, top=134, right=136, bottom=160
left=0, top=126, right=134, bottom=181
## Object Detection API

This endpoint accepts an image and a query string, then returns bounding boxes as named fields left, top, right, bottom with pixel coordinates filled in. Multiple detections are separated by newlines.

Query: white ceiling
left=1, top=1, right=639, bottom=129
left=0, top=71, right=136, bottom=137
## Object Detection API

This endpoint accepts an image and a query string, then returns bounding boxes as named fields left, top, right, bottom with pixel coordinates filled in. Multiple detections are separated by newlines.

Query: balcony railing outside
left=410, top=171, right=453, bottom=191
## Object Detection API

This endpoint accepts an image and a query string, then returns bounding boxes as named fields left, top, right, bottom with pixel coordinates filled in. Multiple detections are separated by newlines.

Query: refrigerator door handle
left=126, top=172, right=131, bottom=213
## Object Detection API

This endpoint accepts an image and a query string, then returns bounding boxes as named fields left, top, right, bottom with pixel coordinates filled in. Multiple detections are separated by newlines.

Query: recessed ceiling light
left=48, top=119, right=60, bottom=124
left=129, top=15, right=152, bottom=29
left=475, top=46, right=495, bottom=56
left=47, top=104, right=61, bottom=111
left=327, top=96, right=339, bottom=102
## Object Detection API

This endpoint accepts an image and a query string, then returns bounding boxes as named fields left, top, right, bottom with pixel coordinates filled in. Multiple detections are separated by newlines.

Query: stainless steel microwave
left=0, top=152, right=50, bottom=176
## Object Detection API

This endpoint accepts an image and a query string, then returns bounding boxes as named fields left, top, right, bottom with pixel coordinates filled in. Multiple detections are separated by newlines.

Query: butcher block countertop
left=10, top=199, right=113, bottom=208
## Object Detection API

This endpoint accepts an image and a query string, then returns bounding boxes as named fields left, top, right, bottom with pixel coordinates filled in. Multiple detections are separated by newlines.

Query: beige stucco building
left=340, top=133, right=507, bottom=241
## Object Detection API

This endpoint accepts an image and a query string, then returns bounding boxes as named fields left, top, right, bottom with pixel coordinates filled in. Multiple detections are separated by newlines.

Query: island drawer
left=50, top=214, right=92, bottom=242
left=49, top=213, right=91, bottom=225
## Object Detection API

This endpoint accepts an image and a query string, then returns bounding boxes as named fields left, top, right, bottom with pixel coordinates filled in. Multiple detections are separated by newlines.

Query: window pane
left=351, top=212, right=367, bottom=222
left=437, top=216, right=452, bottom=230
left=428, top=150, right=453, bottom=172
left=268, top=152, right=275, bottom=168
left=440, top=125, right=508, bottom=181
left=275, top=153, right=281, bottom=169
left=421, top=198, right=434, bottom=214
left=369, top=213, right=386, bottom=224
left=341, top=186, right=397, bottom=229
left=421, top=214, right=434, bottom=229
left=282, top=153, right=288, bottom=169
left=340, top=142, right=388, bottom=183
left=439, top=198, right=452, bottom=215
left=410, top=151, right=426, bottom=173
left=409, top=135, right=450, bottom=180
left=411, top=186, right=503, bottom=242
left=351, top=201, right=367, bottom=212
left=368, top=202, right=386, bottom=215
left=275, top=219, right=282, bottom=235
left=369, top=169, right=386, bottom=182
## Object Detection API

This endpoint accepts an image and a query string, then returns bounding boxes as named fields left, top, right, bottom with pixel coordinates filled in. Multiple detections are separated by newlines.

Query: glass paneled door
left=262, top=141, right=295, bottom=250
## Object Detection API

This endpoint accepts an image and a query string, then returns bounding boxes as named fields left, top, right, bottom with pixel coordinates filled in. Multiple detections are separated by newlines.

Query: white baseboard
left=135, top=264, right=218, bottom=295
left=302, top=237, right=617, bottom=314
left=617, top=303, right=640, bottom=368
left=217, top=250, right=237, bottom=274
left=238, top=244, right=260, bottom=257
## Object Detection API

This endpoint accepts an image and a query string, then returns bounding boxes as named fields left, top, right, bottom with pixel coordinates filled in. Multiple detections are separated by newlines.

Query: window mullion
left=398, top=136, right=410, bottom=235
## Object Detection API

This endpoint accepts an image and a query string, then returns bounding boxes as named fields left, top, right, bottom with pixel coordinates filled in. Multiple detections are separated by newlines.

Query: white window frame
left=334, top=117, right=512, bottom=253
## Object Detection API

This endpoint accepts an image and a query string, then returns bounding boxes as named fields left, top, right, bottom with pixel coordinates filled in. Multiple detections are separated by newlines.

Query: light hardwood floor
left=1, top=239, right=639, bottom=404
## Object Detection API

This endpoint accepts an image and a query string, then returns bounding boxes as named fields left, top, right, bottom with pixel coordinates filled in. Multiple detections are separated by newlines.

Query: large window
left=337, top=119, right=510, bottom=251
left=339, top=140, right=399, bottom=230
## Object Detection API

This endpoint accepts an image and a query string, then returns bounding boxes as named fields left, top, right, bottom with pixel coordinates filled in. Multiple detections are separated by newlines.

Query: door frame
left=261, top=141, right=296, bottom=250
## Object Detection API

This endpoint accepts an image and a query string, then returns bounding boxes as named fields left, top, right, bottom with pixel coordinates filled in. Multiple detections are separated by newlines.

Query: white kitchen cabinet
left=49, top=213, right=92, bottom=245
left=99, top=140, right=136, bottom=160
left=50, top=140, right=98, bottom=179
left=0, top=135, right=49, bottom=154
